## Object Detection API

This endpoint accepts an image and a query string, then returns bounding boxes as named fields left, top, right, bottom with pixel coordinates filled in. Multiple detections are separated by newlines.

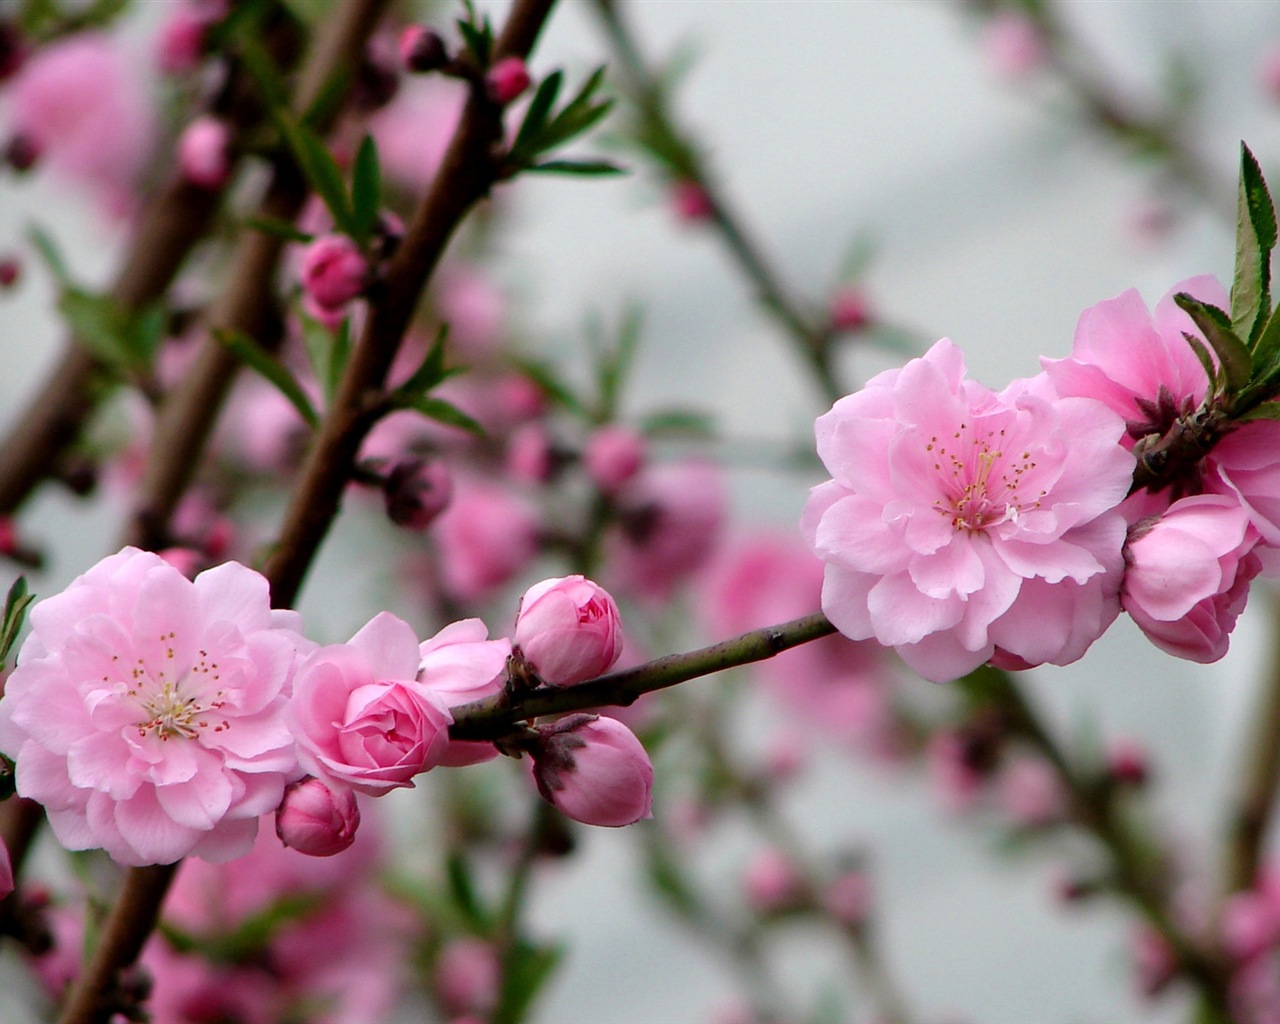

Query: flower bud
left=385, top=457, right=453, bottom=531
left=155, top=7, right=209, bottom=75
left=741, top=847, right=803, bottom=913
left=584, top=424, right=645, bottom=493
left=514, top=575, right=623, bottom=686
left=1106, top=736, right=1149, bottom=788
left=485, top=56, right=530, bottom=104
left=530, top=714, right=653, bottom=827
left=0, top=255, right=19, bottom=289
left=275, top=777, right=361, bottom=857
left=981, top=11, right=1047, bottom=82
left=5, top=133, right=40, bottom=172
left=399, top=24, right=448, bottom=73
left=177, top=115, right=231, bottom=189
left=670, top=179, right=714, bottom=223
left=828, top=286, right=872, bottom=333
left=300, top=233, right=368, bottom=311
left=435, top=938, right=500, bottom=1016
left=822, top=869, right=872, bottom=926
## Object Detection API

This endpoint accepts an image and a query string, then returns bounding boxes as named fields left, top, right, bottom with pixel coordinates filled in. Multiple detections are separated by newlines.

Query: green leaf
left=1251, top=303, right=1280, bottom=380
left=1182, top=333, right=1220, bottom=392
left=245, top=217, right=315, bottom=244
left=216, top=329, right=318, bottom=427
left=639, top=408, right=715, bottom=436
left=444, top=852, right=489, bottom=932
left=512, top=70, right=564, bottom=159
left=60, top=288, right=140, bottom=373
left=537, top=69, right=613, bottom=152
left=0, top=576, right=34, bottom=671
left=1230, top=143, right=1276, bottom=345
left=27, top=224, right=70, bottom=286
left=510, top=358, right=584, bottom=415
left=526, top=159, right=626, bottom=176
left=1237, top=401, right=1280, bottom=423
left=493, top=938, right=564, bottom=1024
left=403, top=396, right=484, bottom=436
left=456, top=11, right=493, bottom=68
left=277, top=116, right=355, bottom=235
left=350, top=135, right=382, bottom=246
left=233, top=24, right=289, bottom=109
left=395, top=323, right=453, bottom=398
left=301, top=65, right=353, bottom=128
left=1173, top=294, right=1252, bottom=393
left=596, top=306, right=641, bottom=419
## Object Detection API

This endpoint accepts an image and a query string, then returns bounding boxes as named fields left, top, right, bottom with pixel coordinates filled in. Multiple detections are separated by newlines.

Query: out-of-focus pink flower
left=0, top=255, right=19, bottom=289
left=505, top=422, right=555, bottom=483
left=434, top=266, right=508, bottom=360
left=0, top=837, right=11, bottom=900
left=981, top=11, right=1047, bottom=81
left=530, top=714, right=653, bottom=827
left=275, top=777, right=360, bottom=857
left=585, top=424, right=646, bottom=493
left=155, top=4, right=212, bottom=74
left=370, top=78, right=464, bottom=192
left=610, top=460, right=725, bottom=601
left=828, top=286, right=873, bottom=333
left=763, top=729, right=806, bottom=782
left=671, top=179, right=714, bottom=222
left=486, top=56, right=530, bottom=104
left=0, top=548, right=307, bottom=866
left=1205, top=420, right=1280, bottom=550
left=300, top=234, right=368, bottom=311
left=433, top=478, right=540, bottom=604
left=804, top=339, right=1132, bottom=682
left=1260, top=44, right=1280, bottom=103
left=177, top=115, right=231, bottom=189
left=514, top=575, right=623, bottom=686
left=742, top=847, right=804, bottom=913
left=823, top=869, right=872, bottom=926
left=6, top=32, right=155, bottom=214
left=1223, top=888, right=1280, bottom=966
left=415, top=618, right=511, bottom=767
left=1122, top=494, right=1262, bottom=663
left=927, top=729, right=989, bottom=814
left=286, top=612, right=453, bottom=795
left=435, top=937, right=501, bottom=1017
left=998, top=755, right=1063, bottom=827
left=1042, top=277, right=1226, bottom=452
left=1132, top=924, right=1178, bottom=998
left=385, top=457, right=453, bottom=531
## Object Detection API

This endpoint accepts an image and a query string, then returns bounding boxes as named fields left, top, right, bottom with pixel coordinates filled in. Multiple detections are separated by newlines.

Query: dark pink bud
left=531, top=714, right=653, bottom=827
left=399, top=24, right=448, bottom=73
left=514, top=575, right=623, bottom=686
left=670, top=179, right=714, bottom=223
left=505, top=422, right=555, bottom=484
left=822, top=869, right=872, bottom=926
left=1106, top=736, right=1149, bottom=788
left=385, top=457, right=453, bottom=531
left=177, top=116, right=231, bottom=189
left=584, top=424, right=645, bottom=493
left=300, top=233, right=368, bottom=310
left=5, top=133, right=40, bottom=172
left=828, top=286, right=873, bottom=332
left=155, top=8, right=209, bottom=75
left=275, top=777, right=360, bottom=856
left=0, top=256, right=19, bottom=289
left=0, top=836, right=12, bottom=901
left=0, top=22, right=26, bottom=82
left=486, top=56, right=530, bottom=104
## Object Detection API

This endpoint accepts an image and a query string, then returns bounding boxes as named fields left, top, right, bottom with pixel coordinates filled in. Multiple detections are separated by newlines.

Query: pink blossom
left=742, top=847, right=804, bottom=912
left=177, top=115, right=231, bottom=189
left=1106, top=736, right=1150, bottom=787
left=828, top=286, right=873, bottom=333
left=609, top=459, right=725, bottom=601
left=981, top=11, right=1047, bottom=81
left=432, top=478, right=540, bottom=604
left=384, top=457, right=453, bottom=531
left=275, top=777, right=360, bottom=857
left=0, top=547, right=307, bottom=866
left=822, top=869, right=872, bottom=926
left=505, top=422, right=555, bottom=483
left=155, top=5, right=212, bottom=74
left=926, top=729, right=988, bottom=813
left=415, top=618, right=511, bottom=767
left=286, top=612, right=453, bottom=795
left=435, top=937, right=501, bottom=1016
left=1205, top=419, right=1280, bottom=549
left=530, top=714, right=653, bottom=827
left=997, top=755, right=1063, bottom=827
left=5, top=32, right=154, bottom=214
left=1042, top=277, right=1227, bottom=451
left=486, top=56, right=530, bottom=104
left=434, top=266, right=508, bottom=360
left=0, top=837, right=11, bottom=900
left=398, top=24, right=447, bottom=74
left=804, top=339, right=1133, bottom=682
left=369, top=78, right=464, bottom=192
left=300, top=234, right=368, bottom=311
left=1131, top=924, right=1178, bottom=998
left=1223, top=887, right=1280, bottom=965
left=514, top=575, right=624, bottom=686
left=1121, top=494, right=1262, bottom=663
left=584, top=424, right=646, bottom=493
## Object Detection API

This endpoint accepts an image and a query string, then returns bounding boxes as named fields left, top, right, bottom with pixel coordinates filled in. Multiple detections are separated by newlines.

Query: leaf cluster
left=505, top=67, right=624, bottom=178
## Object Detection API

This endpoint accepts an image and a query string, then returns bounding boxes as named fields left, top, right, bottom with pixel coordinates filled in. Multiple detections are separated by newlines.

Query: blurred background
left=4, top=1, right=1280, bottom=1021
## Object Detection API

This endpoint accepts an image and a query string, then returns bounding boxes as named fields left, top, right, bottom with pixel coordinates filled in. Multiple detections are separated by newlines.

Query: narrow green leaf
left=245, top=217, right=314, bottom=244
left=1237, top=402, right=1280, bottom=423
left=27, top=224, right=70, bottom=286
left=512, top=70, right=564, bottom=159
left=1251, top=303, right=1280, bottom=378
left=233, top=27, right=289, bottom=108
left=597, top=307, right=641, bottom=418
left=216, top=329, right=318, bottom=427
left=494, top=938, right=564, bottom=1024
left=301, top=65, right=353, bottom=128
left=298, top=312, right=333, bottom=402
left=405, top=396, right=484, bottom=436
left=526, top=159, right=626, bottom=176
left=396, top=323, right=453, bottom=398
left=350, top=135, right=382, bottom=246
left=0, top=576, right=34, bottom=671
left=1174, top=294, right=1252, bottom=392
left=639, top=408, right=715, bottom=436
left=1230, top=143, right=1276, bottom=345
left=277, top=116, right=355, bottom=235
left=536, top=99, right=616, bottom=155
left=1182, top=333, right=1221, bottom=393
left=511, top=358, right=583, bottom=415
left=60, top=288, right=138, bottom=372
left=128, top=303, right=167, bottom=365
left=444, top=853, right=489, bottom=932
left=329, top=317, right=351, bottom=398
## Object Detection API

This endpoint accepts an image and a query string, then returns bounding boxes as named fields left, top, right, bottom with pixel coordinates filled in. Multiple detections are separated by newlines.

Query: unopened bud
left=742, top=847, right=804, bottom=913
left=486, top=56, right=530, bottom=104
left=399, top=24, right=448, bottom=73
left=275, top=777, right=361, bottom=857
left=530, top=714, right=653, bottom=827
left=300, top=233, right=368, bottom=311
left=670, top=179, right=714, bottom=223
left=1106, top=737, right=1150, bottom=788
left=177, top=116, right=231, bottom=189
left=828, top=286, right=873, bottom=333
left=0, top=256, right=19, bottom=289
left=514, top=575, right=623, bottom=686
left=385, top=457, right=453, bottom=531
left=584, top=424, right=645, bottom=493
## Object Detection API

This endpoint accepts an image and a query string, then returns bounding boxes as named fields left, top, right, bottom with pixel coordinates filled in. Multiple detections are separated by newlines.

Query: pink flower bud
left=0, top=836, right=12, bottom=900
left=300, top=233, right=368, bottom=311
left=486, top=56, right=530, bottom=104
left=1222, top=889, right=1280, bottom=965
left=1261, top=44, right=1280, bottom=104
left=435, top=938, right=500, bottom=1016
left=828, top=286, right=873, bottom=333
left=670, top=179, right=714, bottom=223
left=1131, top=924, right=1177, bottom=999
left=155, top=7, right=209, bottom=75
left=822, top=869, right=872, bottom=926
left=275, top=777, right=361, bottom=857
left=981, top=11, right=1047, bottom=82
left=531, top=714, right=653, bottom=827
left=514, top=575, right=624, bottom=686
left=1106, top=736, right=1149, bottom=788
left=0, top=255, right=19, bottom=289
left=742, top=847, right=803, bottom=913
left=584, top=424, right=646, bottom=493
left=1122, top=494, right=1262, bottom=663
left=505, top=422, right=555, bottom=483
left=998, top=756, right=1063, bottom=828
left=385, top=457, right=453, bottom=531
left=177, top=116, right=231, bottom=189
left=399, top=24, right=448, bottom=73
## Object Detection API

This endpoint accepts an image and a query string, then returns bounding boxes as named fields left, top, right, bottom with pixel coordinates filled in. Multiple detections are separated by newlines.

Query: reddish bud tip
left=486, top=56, right=530, bottom=104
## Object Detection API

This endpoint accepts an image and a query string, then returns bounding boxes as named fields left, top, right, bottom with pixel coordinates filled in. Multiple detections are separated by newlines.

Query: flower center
left=927, top=423, right=1048, bottom=532
left=124, top=637, right=229, bottom=742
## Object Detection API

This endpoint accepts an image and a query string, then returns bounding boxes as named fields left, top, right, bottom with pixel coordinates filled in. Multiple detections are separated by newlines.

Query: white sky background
left=4, top=1, right=1280, bottom=1022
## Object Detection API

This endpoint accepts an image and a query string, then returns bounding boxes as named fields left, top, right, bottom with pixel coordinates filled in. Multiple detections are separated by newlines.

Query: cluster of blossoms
left=0, top=548, right=648, bottom=867
left=804, top=277, right=1276, bottom=682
